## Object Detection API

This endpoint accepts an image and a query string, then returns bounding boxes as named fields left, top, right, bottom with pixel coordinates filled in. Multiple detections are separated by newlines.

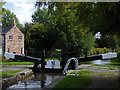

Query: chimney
left=13, top=18, right=16, bottom=27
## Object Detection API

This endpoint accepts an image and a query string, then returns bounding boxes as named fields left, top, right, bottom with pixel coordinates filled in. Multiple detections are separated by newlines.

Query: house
left=0, top=20, right=24, bottom=56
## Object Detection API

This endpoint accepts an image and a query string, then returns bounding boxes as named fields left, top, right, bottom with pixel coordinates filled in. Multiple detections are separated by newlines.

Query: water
left=7, top=73, right=62, bottom=89
left=92, top=59, right=111, bottom=65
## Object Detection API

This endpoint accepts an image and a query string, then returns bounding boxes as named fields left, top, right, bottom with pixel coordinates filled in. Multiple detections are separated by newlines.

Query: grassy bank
left=0, top=62, right=34, bottom=65
left=92, top=64, right=120, bottom=68
left=110, top=52, right=120, bottom=65
left=70, top=70, right=93, bottom=75
left=53, top=75, right=91, bottom=89
left=54, top=70, right=92, bottom=88
left=0, top=70, right=23, bottom=78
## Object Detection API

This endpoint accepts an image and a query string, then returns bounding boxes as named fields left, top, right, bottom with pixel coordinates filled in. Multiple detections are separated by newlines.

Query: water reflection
left=7, top=73, right=62, bottom=89
left=92, top=60, right=111, bottom=65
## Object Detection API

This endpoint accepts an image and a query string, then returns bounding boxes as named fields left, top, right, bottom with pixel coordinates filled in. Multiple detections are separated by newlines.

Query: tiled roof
left=0, top=26, right=13, bottom=34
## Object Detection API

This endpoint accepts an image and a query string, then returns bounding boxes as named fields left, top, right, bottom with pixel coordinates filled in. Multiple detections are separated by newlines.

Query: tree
left=32, top=8, right=50, bottom=26
left=33, top=2, right=96, bottom=56
left=0, top=1, right=6, bottom=26
left=2, top=8, right=22, bottom=29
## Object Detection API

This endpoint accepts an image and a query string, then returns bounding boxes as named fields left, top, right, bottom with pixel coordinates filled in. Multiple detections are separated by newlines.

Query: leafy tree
left=33, top=2, right=96, bottom=56
left=2, top=8, right=22, bottom=29
left=32, top=8, right=50, bottom=26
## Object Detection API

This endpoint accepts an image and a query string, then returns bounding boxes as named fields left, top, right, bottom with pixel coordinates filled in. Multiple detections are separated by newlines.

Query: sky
left=3, top=0, right=37, bottom=25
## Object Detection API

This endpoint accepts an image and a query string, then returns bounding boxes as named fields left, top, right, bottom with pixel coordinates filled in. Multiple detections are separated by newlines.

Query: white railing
left=63, top=57, right=78, bottom=75
left=102, top=52, right=117, bottom=59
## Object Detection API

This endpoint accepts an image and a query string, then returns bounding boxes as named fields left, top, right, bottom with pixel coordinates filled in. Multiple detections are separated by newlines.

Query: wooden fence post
left=85, top=49, right=87, bottom=58
left=61, top=50, right=68, bottom=70
left=41, top=49, right=45, bottom=70
left=24, top=50, right=27, bottom=62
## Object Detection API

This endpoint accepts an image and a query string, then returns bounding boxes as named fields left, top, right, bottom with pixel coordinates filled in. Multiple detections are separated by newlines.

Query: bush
left=110, top=53, right=120, bottom=65
left=96, top=35, right=120, bottom=51
left=89, top=48, right=109, bottom=56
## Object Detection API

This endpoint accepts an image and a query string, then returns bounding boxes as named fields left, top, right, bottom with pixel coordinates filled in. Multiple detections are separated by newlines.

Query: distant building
left=95, top=32, right=101, bottom=39
left=0, top=20, right=24, bottom=56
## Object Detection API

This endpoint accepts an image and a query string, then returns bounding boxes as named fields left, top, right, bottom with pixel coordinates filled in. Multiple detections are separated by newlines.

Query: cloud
left=13, top=2, right=35, bottom=12
left=3, top=1, right=37, bottom=24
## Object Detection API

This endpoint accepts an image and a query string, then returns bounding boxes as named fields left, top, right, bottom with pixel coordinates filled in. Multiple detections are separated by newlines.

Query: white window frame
left=18, top=34, right=22, bottom=41
left=9, top=34, right=12, bottom=41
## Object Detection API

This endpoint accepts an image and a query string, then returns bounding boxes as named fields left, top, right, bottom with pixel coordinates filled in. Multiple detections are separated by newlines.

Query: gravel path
left=67, top=64, right=119, bottom=88
left=1, top=65, right=33, bottom=71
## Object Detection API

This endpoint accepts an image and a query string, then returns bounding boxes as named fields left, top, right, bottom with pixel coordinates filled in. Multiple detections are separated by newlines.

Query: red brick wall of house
left=5, top=26, right=24, bottom=55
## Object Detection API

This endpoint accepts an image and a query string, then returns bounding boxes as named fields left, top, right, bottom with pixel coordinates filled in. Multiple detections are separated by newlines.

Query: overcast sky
left=3, top=0, right=37, bottom=25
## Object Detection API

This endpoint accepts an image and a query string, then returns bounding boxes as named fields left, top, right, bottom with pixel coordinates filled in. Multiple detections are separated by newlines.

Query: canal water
left=92, top=59, right=111, bottom=65
left=6, top=73, right=62, bottom=90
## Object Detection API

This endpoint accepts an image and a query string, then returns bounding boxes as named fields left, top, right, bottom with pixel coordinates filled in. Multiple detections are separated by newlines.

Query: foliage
left=80, top=29, right=96, bottom=52
left=2, top=8, right=22, bottom=29
left=96, top=35, right=119, bottom=49
left=53, top=75, right=91, bottom=88
left=2, top=2, right=118, bottom=58
left=32, top=8, right=50, bottom=26
left=110, top=53, right=120, bottom=65
left=27, top=23, right=47, bottom=49
left=89, top=47, right=109, bottom=55
left=35, top=2, right=120, bottom=36
left=28, top=6, right=96, bottom=57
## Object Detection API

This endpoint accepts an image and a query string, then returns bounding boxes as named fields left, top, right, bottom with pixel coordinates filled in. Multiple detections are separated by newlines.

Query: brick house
left=0, top=20, right=24, bottom=56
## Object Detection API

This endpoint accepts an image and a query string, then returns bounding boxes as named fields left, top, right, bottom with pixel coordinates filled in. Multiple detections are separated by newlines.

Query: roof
left=0, top=26, right=13, bottom=34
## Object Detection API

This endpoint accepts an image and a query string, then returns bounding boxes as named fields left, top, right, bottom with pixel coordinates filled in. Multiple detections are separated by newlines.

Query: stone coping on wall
left=1, top=70, right=32, bottom=89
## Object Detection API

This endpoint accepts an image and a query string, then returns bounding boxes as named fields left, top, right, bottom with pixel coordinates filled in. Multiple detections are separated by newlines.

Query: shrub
left=89, top=48, right=109, bottom=56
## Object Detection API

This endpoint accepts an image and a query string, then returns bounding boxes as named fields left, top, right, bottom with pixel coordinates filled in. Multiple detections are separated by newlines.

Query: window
left=21, top=48, right=23, bottom=54
left=18, top=34, right=22, bottom=41
left=8, top=48, right=10, bottom=52
left=9, top=34, right=12, bottom=40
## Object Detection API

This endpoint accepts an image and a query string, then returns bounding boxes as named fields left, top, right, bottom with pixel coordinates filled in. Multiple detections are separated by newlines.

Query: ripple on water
left=7, top=73, right=62, bottom=89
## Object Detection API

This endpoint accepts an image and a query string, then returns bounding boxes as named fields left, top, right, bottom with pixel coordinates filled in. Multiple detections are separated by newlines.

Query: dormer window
left=18, top=34, right=22, bottom=41
left=9, top=34, right=12, bottom=41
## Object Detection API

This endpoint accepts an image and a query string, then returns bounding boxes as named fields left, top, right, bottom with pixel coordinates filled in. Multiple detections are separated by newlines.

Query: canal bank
left=1, top=65, right=33, bottom=90
left=1, top=65, right=63, bottom=89
left=1, top=58, right=119, bottom=89
left=52, top=64, right=119, bottom=88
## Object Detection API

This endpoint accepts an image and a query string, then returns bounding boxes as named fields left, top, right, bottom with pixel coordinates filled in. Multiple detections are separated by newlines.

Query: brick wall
left=5, top=26, right=24, bottom=55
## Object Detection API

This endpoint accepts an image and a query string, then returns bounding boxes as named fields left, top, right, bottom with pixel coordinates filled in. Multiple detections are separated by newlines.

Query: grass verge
left=0, top=62, right=34, bottom=65
left=53, top=75, right=91, bottom=89
left=70, top=70, right=93, bottom=75
left=92, top=64, right=120, bottom=68
left=0, top=70, right=23, bottom=78
left=110, top=53, right=120, bottom=65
